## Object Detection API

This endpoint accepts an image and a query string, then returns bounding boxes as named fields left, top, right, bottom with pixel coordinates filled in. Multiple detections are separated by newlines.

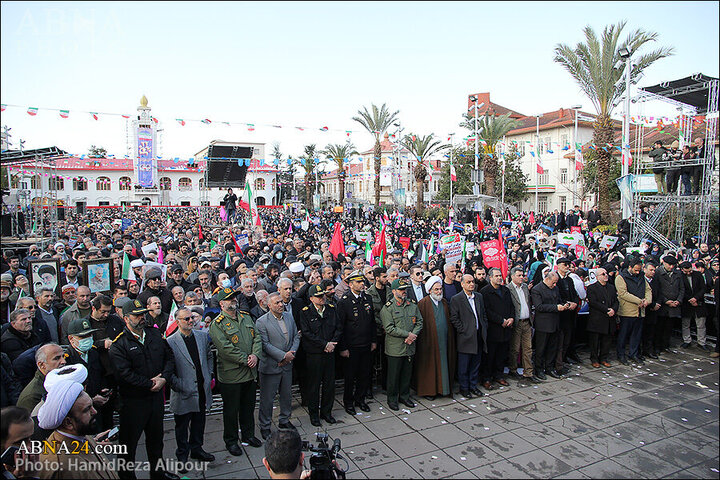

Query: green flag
left=225, top=250, right=231, bottom=267
left=121, top=252, right=131, bottom=280
left=210, top=240, right=217, bottom=250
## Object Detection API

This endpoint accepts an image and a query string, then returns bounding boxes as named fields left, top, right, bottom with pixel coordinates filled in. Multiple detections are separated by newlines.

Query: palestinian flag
left=27, top=107, right=38, bottom=116
left=59, top=110, right=69, bottom=119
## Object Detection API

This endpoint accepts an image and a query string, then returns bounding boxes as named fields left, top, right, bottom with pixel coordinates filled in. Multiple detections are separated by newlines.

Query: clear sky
left=1, top=1, right=718, bottom=167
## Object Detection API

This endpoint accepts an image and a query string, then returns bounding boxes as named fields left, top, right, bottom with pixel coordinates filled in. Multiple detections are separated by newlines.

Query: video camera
left=302, top=433, right=347, bottom=480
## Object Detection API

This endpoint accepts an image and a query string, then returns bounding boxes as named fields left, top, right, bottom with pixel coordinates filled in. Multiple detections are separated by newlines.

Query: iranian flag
left=59, top=110, right=69, bottom=119
left=575, top=144, right=584, bottom=170
left=165, top=301, right=179, bottom=337
left=450, top=164, right=457, bottom=182
left=27, top=107, right=38, bottom=116
left=246, top=180, right=261, bottom=227
left=536, top=154, right=545, bottom=174
left=166, top=214, right=172, bottom=228
left=121, top=252, right=131, bottom=280
left=365, top=238, right=373, bottom=266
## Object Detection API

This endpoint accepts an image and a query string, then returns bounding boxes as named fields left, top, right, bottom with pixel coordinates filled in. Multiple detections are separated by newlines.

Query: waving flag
left=477, top=213, right=484, bottom=231
left=59, top=110, right=69, bottom=119
left=121, top=252, right=131, bottom=280
left=575, top=149, right=584, bottom=170
left=165, top=301, right=179, bottom=337
left=450, top=164, right=457, bottom=182
left=245, top=180, right=261, bottom=227
left=329, top=222, right=346, bottom=259
left=365, top=238, right=373, bottom=266
left=27, top=107, right=38, bottom=116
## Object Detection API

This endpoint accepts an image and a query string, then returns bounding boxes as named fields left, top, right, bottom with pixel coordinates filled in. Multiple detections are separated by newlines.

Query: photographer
left=262, top=429, right=307, bottom=479
left=648, top=140, right=668, bottom=194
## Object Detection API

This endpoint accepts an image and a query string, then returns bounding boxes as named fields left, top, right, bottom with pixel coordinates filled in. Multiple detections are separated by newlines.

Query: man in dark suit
left=480, top=268, right=514, bottom=389
left=531, top=272, right=568, bottom=379
left=680, top=261, right=708, bottom=350
left=586, top=267, right=618, bottom=368
left=407, top=265, right=427, bottom=303
left=642, top=262, right=662, bottom=359
left=555, top=258, right=579, bottom=374
left=449, top=274, right=487, bottom=398
left=587, top=205, right=602, bottom=230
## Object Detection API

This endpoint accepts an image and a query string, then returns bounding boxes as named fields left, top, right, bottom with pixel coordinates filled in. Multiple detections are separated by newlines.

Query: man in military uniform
left=366, top=266, right=389, bottom=394
left=379, top=278, right=424, bottom=411
left=109, top=299, right=178, bottom=480
left=298, top=285, right=342, bottom=426
left=337, top=270, right=376, bottom=415
left=208, top=287, right=263, bottom=456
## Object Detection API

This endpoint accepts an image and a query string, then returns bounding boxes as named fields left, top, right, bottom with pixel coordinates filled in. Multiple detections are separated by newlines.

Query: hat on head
left=54, top=242, right=65, bottom=251
left=130, top=259, right=144, bottom=268
left=200, top=259, right=213, bottom=268
left=68, top=317, right=100, bottom=337
left=662, top=255, right=678, bottom=265
left=122, top=299, right=150, bottom=316
left=308, top=258, right=320, bottom=266
left=308, top=285, right=326, bottom=297
left=217, top=287, right=240, bottom=302
left=390, top=278, right=410, bottom=290
left=679, top=261, right=692, bottom=269
left=44, top=365, right=88, bottom=392
left=171, top=264, right=184, bottom=273
left=37, top=380, right=84, bottom=430
left=346, top=270, right=365, bottom=282
left=145, top=268, right=162, bottom=280
left=114, top=296, right=132, bottom=309
left=289, top=261, right=305, bottom=273
left=556, top=257, right=572, bottom=266
left=425, top=275, right=442, bottom=293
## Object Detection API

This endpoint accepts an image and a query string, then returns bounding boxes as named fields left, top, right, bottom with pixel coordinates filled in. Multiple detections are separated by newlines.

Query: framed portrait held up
left=83, top=258, right=114, bottom=295
left=27, top=259, right=61, bottom=296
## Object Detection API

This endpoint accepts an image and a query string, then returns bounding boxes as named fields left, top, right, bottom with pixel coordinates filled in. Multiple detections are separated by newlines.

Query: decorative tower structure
left=131, top=95, right=158, bottom=188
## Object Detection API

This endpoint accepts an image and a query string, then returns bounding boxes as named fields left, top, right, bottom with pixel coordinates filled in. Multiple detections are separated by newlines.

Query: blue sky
left=1, top=1, right=718, bottom=165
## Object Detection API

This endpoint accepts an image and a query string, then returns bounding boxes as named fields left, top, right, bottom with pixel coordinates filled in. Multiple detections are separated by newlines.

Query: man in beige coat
left=615, top=258, right=652, bottom=366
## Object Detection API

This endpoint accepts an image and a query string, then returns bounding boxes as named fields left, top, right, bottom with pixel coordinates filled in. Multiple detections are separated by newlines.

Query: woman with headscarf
left=413, top=275, right=456, bottom=400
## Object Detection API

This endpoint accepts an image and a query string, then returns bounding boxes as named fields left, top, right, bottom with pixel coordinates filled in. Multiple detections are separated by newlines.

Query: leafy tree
left=499, top=146, right=531, bottom=206
left=401, top=134, right=449, bottom=215
left=294, top=144, right=325, bottom=209
left=435, top=145, right=477, bottom=201
left=322, top=142, right=358, bottom=207
left=88, top=145, right=107, bottom=158
left=554, top=21, right=673, bottom=220
left=352, top=103, right=399, bottom=208
left=579, top=149, right=621, bottom=202
left=272, top=142, right=292, bottom=203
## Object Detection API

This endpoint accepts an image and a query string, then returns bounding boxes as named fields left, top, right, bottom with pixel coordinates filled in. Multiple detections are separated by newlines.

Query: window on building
left=10, top=174, right=20, bottom=189
left=538, top=170, right=549, bottom=185
left=199, top=178, right=205, bottom=189
left=271, top=178, right=276, bottom=190
left=179, top=177, right=192, bottom=190
left=73, top=177, right=88, bottom=191
left=561, top=134, right=568, bottom=147
left=559, top=196, right=567, bottom=212
left=160, top=177, right=172, bottom=190
left=255, top=178, right=265, bottom=190
left=560, top=168, right=568, bottom=184
left=180, top=201, right=190, bottom=206
left=96, top=177, right=111, bottom=191
left=31, top=175, right=41, bottom=190
left=98, top=201, right=110, bottom=206
left=359, top=182, right=363, bottom=193
left=119, top=177, right=131, bottom=191
left=201, top=200, right=210, bottom=206
left=538, top=195, right=549, bottom=213
left=49, top=176, right=64, bottom=191
left=544, top=136, right=552, bottom=153
left=424, top=182, right=429, bottom=192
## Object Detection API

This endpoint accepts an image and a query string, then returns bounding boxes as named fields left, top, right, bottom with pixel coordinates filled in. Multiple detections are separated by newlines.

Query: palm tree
left=554, top=21, right=673, bottom=220
left=460, top=112, right=518, bottom=196
left=322, top=142, right=358, bottom=206
left=352, top=103, right=399, bottom=208
left=298, top=144, right=319, bottom=209
left=401, top=134, right=449, bottom=215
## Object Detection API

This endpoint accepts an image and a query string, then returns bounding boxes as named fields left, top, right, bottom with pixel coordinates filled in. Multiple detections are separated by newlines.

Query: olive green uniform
left=209, top=310, right=262, bottom=448
left=379, top=297, right=423, bottom=406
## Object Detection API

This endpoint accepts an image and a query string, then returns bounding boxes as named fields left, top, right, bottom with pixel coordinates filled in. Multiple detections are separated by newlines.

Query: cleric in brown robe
left=413, top=276, right=456, bottom=399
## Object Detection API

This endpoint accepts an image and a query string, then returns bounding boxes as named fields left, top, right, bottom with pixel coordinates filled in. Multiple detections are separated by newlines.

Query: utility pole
left=468, top=96, right=485, bottom=197
left=619, top=47, right=632, bottom=219
left=449, top=133, right=455, bottom=221
left=535, top=115, right=540, bottom=214
left=501, top=135, right=506, bottom=205
left=571, top=105, right=582, bottom=206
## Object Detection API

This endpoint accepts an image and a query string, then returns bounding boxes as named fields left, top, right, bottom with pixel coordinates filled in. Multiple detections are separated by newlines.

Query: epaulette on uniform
left=409, top=299, right=416, bottom=304
left=302, top=306, right=309, bottom=311
left=112, top=331, right=124, bottom=342
left=328, top=303, right=334, bottom=308
left=386, top=300, right=393, bottom=307
left=215, top=313, right=224, bottom=323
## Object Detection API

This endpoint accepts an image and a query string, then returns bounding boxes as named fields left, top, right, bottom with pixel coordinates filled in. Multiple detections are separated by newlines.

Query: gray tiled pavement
left=134, top=345, right=720, bottom=479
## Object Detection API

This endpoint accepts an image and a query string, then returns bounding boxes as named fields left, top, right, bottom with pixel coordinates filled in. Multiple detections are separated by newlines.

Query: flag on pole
left=209, top=240, right=217, bottom=250
left=27, top=107, right=38, bottom=116
left=245, top=180, right=261, bottom=228
left=287, top=222, right=293, bottom=235
left=231, top=234, right=243, bottom=254
left=372, top=223, right=388, bottom=263
left=379, top=249, right=385, bottom=268
left=121, top=252, right=131, bottom=280
left=198, top=224, right=204, bottom=240
left=165, top=301, right=179, bottom=337
left=59, top=110, right=69, bottom=119
left=365, top=239, right=373, bottom=266
left=450, top=164, right=457, bottom=182
left=382, top=208, right=390, bottom=225
left=498, top=228, right=508, bottom=280
left=477, top=213, right=484, bottom=231
left=225, top=250, right=232, bottom=267
left=420, top=242, right=428, bottom=263
left=536, top=155, right=545, bottom=174
left=166, top=214, right=172, bottom=228
left=157, top=247, right=164, bottom=265
left=460, top=240, right=467, bottom=270
left=529, top=212, right=535, bottom=225
left=575, top=148, right=584, bottom=170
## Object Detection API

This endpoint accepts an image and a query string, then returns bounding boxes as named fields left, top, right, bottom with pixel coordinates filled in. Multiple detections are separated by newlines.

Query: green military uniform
left=367, top=282, right=390, bottom=391
left=208, top=287, right=262, bottom=450
left=379, top=279, right=423, bottom=409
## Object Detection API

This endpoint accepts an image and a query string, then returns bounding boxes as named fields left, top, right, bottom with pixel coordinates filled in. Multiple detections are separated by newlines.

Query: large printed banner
left=444, top=240, right=464, bottom=265
left=137, top=127, right=154, bottom=187
left=479, top=239, right=507, bottom=273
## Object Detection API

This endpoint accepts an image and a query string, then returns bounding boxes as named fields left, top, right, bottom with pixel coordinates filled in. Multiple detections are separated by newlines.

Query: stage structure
left=1, top=146, right=67, bottom=243
left=629, top=74, right=719, bottom=248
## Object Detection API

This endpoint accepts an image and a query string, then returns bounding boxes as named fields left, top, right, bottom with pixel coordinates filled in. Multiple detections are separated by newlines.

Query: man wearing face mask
left=65, top=317, right=113, bottom=431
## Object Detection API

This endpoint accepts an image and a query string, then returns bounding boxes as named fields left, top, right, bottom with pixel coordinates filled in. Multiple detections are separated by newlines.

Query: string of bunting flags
left=0, top=103, right=357, bottom=135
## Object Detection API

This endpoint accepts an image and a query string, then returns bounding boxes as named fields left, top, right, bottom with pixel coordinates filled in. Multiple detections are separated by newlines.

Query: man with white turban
left=37, top=379, right=119, bottom=479
left=413, top=276, right=456, bottom=399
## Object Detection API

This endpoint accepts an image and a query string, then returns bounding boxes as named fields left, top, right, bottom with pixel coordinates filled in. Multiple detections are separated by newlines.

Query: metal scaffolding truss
left=630, top=75, right=719, bottom=248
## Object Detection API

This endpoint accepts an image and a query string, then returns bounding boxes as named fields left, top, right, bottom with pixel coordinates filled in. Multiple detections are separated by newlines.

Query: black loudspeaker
left=206, top=145, right=252, bottom=188
left=57, top=208, right=65, bottom=221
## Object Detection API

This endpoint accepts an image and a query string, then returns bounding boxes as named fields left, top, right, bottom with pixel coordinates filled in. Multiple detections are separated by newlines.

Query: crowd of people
left=0, top=203, right=718, bottom=479
left=648, top=136, right=707, bottom=195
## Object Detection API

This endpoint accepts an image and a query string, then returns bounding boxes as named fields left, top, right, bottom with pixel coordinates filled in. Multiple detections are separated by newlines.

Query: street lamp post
left=535, top=115, right=540, bottom=214
left=619, top=47, right=632, bottom=219
left=448, top=133, right=455, bottom=220
left=571, top=105, right=582, bottom=206
left=468, top=96, right=485, bottom=196
left=500, top=135, right=506, bottom=205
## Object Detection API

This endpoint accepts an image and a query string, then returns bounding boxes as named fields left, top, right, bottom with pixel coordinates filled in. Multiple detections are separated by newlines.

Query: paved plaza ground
left=135, top=344, right=720, bottom=479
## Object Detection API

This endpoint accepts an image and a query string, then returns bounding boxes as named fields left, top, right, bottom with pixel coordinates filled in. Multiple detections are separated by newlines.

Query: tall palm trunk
left=414, top=164, right=426, bottom=215
left=374, top=140, right=382, bottom=207
left=484, top=154, right=498, bottom=196
left=594, top=114, right=614, bottom=221
left=305, top=172, right=312, bottom=209
left=338, top=170, right=345, bottom=206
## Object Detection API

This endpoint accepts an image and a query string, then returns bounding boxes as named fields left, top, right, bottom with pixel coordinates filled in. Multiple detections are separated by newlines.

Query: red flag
left=477, top=213, right=484, bottom=231
left=198, top=224, right=204, bottom=240
left=372, top=224, right=388, bottom=260
left=529, top=212, right=535, bottom=225
left=398, top=236, right=411, bottom=254
left=328, top=222, right=346, bottom=259
left=498, top=228, right=508, bottom=280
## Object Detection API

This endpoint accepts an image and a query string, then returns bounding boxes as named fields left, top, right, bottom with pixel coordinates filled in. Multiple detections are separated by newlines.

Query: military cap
left=390, top=278, right=410, bottom=290
left=122, top=299, right=150, bottom=316
left=217, top=287, right=240, bottom=302
left=67, top=317, right=100, bottom=336
left=308, top=285, right=325, bottom=297
left=346, top=270, right=365, bottom=282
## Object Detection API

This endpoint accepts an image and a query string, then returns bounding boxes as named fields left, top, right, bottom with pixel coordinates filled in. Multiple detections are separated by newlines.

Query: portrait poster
left=83, top=258, right=114, bottom=295
left=28, top=259, right=60, bottom=296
